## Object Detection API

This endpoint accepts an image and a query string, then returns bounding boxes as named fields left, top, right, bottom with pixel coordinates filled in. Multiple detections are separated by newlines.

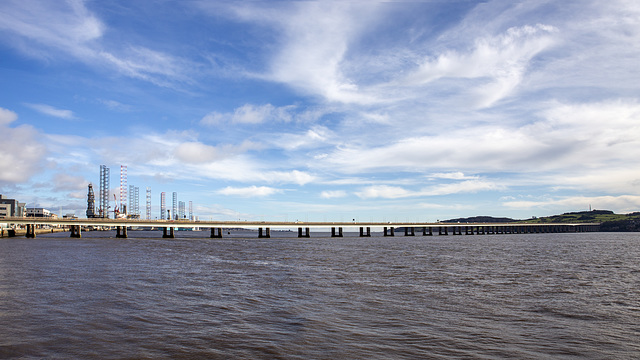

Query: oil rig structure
left=86, top=164, right=194, bottom=221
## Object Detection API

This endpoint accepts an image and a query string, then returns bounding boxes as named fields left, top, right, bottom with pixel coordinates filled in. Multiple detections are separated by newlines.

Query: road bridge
left=1, top=217, right=600, bottom=239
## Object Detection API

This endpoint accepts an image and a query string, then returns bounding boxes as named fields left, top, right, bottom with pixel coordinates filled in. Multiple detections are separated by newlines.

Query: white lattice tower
left=99, top=165, right=110, bottom=218
left=172, top=192, right=177, bottom=220
left=160, top=192, right=166, bottom=220
left=120, top=165, right=127, bottom=214
left=146, top=187, right=151, bottom=219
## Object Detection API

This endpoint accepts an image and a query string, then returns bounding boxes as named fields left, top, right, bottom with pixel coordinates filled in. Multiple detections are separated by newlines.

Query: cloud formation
left=1, top=1, right=640, bottom=219
left=217, top=185, right=282, bottom=197
left=201, top=104, right=295, bottom=126
left=25, top=103, right=75, bottom=119
left=0, top=107, right=46, bottom=183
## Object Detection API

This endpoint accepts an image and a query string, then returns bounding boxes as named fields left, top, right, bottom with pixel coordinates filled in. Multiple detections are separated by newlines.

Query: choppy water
left=1, top=231, right=639, bottom=359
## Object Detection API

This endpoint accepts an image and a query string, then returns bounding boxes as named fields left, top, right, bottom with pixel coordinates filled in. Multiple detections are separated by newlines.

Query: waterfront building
left=0, top=195, right=26, bottom=218
left=27, top=208, right=52, bottom=218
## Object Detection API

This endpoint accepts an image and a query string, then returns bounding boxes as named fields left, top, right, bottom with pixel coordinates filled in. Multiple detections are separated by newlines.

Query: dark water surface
left=1, top=231, right=639, bottom=359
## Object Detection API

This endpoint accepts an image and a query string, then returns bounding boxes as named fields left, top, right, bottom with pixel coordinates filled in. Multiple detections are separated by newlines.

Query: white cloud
left=217, top=185, right=282, bottom=197
left=355, top=185, right=412, bottom=199
left=0, top=107, right=18, bottom=125
left=407, top=24, right=557, bottom=108
left=261, top=170, right=315, bottom=186
left=319, top=98, right=640, bottom=179
left=273, top=125, right=336, bottom=151
left=98, top=99, right=132, bottom=112
left=201, top=103, right=296, bottom=126
left=428, top=172, right=477, bottom=180
left=427, top=180, right=504, bottom=196
left=174, top=142, right=219, bottom=164
left=0, top=107, right=47, bottom=183
left=0, top=0, right=104, bottom=55
left=25, top=103, right=75, bottom=119
left=355, top=179, right=503, bottom=200
left=223, top=2, right=381, bottom=104
left=320, top=190, right=347, bottom=199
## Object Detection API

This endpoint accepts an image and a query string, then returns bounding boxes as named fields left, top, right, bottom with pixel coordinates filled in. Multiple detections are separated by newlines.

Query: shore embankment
left=1, top=228, right=66, bottom=238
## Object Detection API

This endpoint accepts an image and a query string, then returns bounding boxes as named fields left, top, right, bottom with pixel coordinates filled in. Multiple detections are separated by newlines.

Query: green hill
left=443, top=210, right=640, bottom=231
left=518, top=210, right=640, bottom=231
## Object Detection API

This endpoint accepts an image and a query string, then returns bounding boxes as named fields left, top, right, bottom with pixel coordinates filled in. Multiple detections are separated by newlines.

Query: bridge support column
left=163, top=227, right=174, bottom=238
left=70, top=225, right=82, bottom=238
left=404, top=227, right=415, bottom=236
left=298, top=227, right=310, bottom=238
left=423, top=227, right=432, bottom=236
left=25, top=224, right=36, bottom=238
left=439, top=226, right=448, bottom=235
left=383, top=227, right=395, bottom=236
left=116, top=226, right=128, bottom=238
left=258, top=227, right=270, bottom=238
left=359, top=227, right=371, bottom=237
left=331, top=227, right=343, bottom=237
left=210, top=228, right=223, bottom=238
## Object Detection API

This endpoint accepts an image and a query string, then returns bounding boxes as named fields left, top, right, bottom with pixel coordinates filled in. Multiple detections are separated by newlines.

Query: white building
left=27, top=208, right=52, bottom=218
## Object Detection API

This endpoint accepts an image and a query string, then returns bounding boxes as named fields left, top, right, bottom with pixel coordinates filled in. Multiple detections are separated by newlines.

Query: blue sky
left=1, top=0, right=639, bottom=221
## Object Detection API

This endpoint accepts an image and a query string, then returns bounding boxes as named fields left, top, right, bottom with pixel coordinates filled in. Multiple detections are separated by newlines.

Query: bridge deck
left=2, top=217, right=599, bottom=229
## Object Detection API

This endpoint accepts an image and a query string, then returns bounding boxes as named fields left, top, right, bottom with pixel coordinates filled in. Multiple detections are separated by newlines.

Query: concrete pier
left=331, top=227, right=343, bottom=237
left=210, top=228, right=223, bottom=238
left=70, top=225, right=82, bottom=238
left=258, top=227, right=270, bottom=238
left=383, top=227, right=395, bottom=236
left=116, top=226, right=127, bottom=238
left=404, top=227, right=415, bottom=236
left=162, top=227, right=174, bottom=238
left=359, top=227, right=371, bottom=237
left=298, top=227, right=310, bottom=238
left=25, top=224, right=36, bottom=238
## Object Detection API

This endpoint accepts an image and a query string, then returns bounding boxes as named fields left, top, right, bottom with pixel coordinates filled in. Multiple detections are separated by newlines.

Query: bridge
left=1, top=217, right=600, bottom=239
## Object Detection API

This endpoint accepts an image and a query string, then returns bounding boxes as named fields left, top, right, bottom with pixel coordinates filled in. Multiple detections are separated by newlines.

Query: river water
left=1, top=231, right=639, bottom=359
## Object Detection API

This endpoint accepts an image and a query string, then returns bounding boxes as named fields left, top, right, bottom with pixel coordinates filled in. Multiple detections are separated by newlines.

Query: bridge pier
left=404, top=227, right=415, bottom=236
left=331, top=227, right=343, bottom=237
left=25, top=224, right=36, bottom=238
left=210, top=228, right=223, bottom=238
left=298, top=227, right=310, bottom=238
left=116, top=226, right=128, bottom=238
left=359, top=227, right=371, bottom=237
left=70, top=225, right=82, bottom=238
left=383, top=227, right=395, bottom=236
left=162, top=227, right=174, bottom=238
left=423, top=227, right=432, bottom=236
left=258, top=227, right=270, bottom=238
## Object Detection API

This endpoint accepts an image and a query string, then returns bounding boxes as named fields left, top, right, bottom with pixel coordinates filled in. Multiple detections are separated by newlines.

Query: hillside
left=441, top=216, right=516, bottom=223
left=518, top=210, right=640, bottom=231
left=444, top=210, right=640, bottom=231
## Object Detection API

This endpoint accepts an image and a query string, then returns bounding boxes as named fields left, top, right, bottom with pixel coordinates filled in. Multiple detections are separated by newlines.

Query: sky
left=1, top=0, right=639, bottom=222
